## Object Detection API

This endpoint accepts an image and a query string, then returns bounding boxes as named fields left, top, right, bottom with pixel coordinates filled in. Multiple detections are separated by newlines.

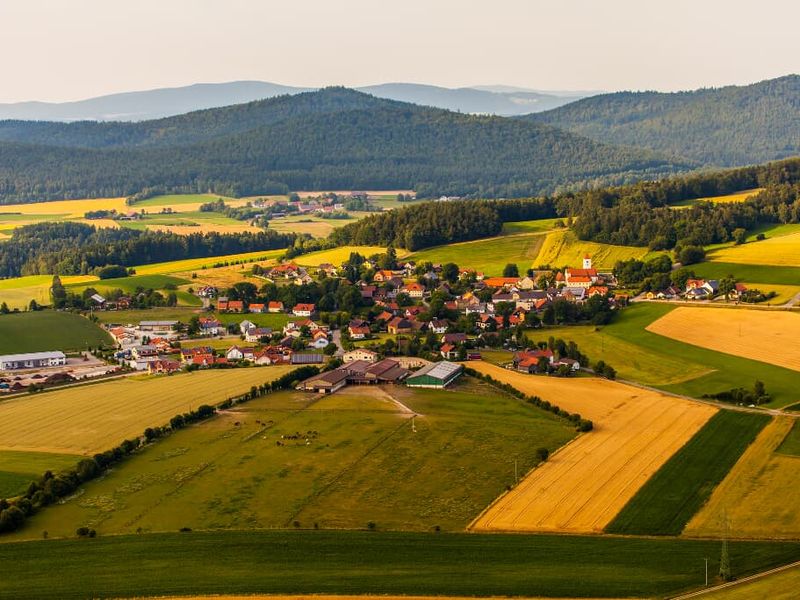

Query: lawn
left=6, top=379, right=575, bottom=538
left=598, top=303, right=800, bottom=407
left=0, top=311, right=111, bottom=353
left=0, top=366, right=295, bottom=456
left=0, top=530, right=798, bottom=599
left=605, top=410, right=770, bottom=536
left=409, top=232, right=547, bottom=275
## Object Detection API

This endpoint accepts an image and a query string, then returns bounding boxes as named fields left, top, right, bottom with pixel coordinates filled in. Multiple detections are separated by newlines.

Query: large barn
left=405, top=361, right=463, bottom=389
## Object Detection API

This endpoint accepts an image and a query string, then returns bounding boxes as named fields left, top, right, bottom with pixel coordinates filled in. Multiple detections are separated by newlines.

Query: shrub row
left=464, top=367, right=593, bottom=433
left=0, top=366, right=320, bottom=536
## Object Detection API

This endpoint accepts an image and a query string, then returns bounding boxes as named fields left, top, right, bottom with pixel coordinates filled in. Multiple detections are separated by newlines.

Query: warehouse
left=405, top=361, right=463, bottom=389
left=0, top=351, right=67, bottom=371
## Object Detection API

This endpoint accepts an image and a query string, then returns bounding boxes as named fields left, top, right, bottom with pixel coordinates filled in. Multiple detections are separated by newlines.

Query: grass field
left=708, top=229, right=800, bottom=267
left=466, top=363, right=716, bottom=534
left=7, top=379, right=574, bottom=538
left=0, top=367, right=294, bottom=455
left=691, top=261, right=800, bottom=286
left=0, top=450, right=79, bottom=497
left=777, top=420, right=800, bottom=455
left=646, top=307, right=800, bottom=373
left=66, top=274, right=188, bottom=294
left=0, top=311, right=111, bottom=353
left=593, top=303, right=800, bottom=408
left=738, top=282, right=800, bottom=304
left=501, top=218, right=564, bottom=234
left=92, top=306, right=202, bottom=324
left=533, top=229, right=649, bottom=269
left=0, top=274, right=98, bottom=310
left=409, top=233, right=547, bottom=276
left=134, top=249, right=285, bottom=275
left=0, top=530, right=798, bottom=599
left=700, top=563, right=800, bottom=599
left=213, top=311, right=292, bottom=328
left=606, top=410, right=770, bottom=536
left=685, top=416, right=800, bottom=540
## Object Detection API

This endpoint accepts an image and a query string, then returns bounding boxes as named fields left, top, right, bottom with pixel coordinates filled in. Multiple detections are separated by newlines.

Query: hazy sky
left=1, top=0, right=798, bottom=102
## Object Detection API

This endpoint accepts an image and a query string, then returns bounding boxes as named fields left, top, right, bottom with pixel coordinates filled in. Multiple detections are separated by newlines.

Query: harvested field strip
left=645, top=307, right=800, bottom=373
left=1, top=530, right=799, bottom=600
left=466, top=362, right=716, bottom=534
left=0, top=367, right=294, bottom=455
left=685, top=417, right=800, bottom=540
left=606, top=410, right=770, bottom=536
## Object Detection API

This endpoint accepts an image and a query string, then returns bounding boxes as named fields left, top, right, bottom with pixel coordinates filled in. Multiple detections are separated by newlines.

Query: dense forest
left=0, top=223, right=295, bottom=278
left=0, top=88, right=686, bottom=204
left=530, top=75, right=800, bottom=166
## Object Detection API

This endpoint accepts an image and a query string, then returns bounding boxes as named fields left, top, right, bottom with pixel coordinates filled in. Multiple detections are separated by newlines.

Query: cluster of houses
left=644, top=278, right=747, bottom=301
left=0, top=351, right=120, bottom=394
left=512, top=348, right=581, bottom=374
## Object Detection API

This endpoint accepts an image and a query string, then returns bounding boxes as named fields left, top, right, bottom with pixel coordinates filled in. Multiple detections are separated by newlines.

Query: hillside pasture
left=133, top=249, right=285, bottom=276
left=7, top=380, right=574, bottom=538
left=466, top=362, right=716, bottom=534
left=409, top=233, right=547, bottom=276
left=606, top=410, right=769, bottom=536
left=685, top=417, right=800, bottom=540
left=533, top=229, right=648, bottom=269
left=0, top=311, right=111, bottom=353
left=646, top=307, right=800, bottom=373
left=0, top=274, right=98, bottom=310
left=0, top=367, right=294, bottom=455
left=0, top=531, right=798, bottom=600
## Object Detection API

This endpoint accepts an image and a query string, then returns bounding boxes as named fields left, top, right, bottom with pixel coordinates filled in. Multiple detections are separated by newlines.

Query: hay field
left=0, top=367, right=294, bottom=455
left=533, top=230, right=648, bottom=269
left=685, top=417, right=800, bottom=539
left=467, top=362, right=716, bottom=534
left=708, top=230, right=800, bottom=267
left=646, top=307, right=800, bottom=373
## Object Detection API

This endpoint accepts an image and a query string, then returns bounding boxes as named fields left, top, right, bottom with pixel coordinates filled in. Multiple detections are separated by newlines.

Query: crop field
left=606, top=410, right=769, bottom=536
left=646, top=307, right=800, bottom=373
left=0, top=274, right=98, bottom=310
left=737, top=282, right=800, bottom=304
left=409, top=233, right=547, bottom=275
left=777, top=420, right=800, bottom=454
left=691, top=260, right=800, bottom=286
left=0, top=367, right=294, bottom=456
left=592, top=303, right=800, bottom=407
left=267, top=214, right=366, bottom=238
left=466, top=362, right=716, bottom=534
left=501, top=218, right=563, bottom=234
left=699, top=563, right=800, bottom=599
left=533, top=229, right=648, bottom=269
left=0, top=450, right=79, bottom=497
left=671, top=188, right=763, bottom=207
left=92, top=307, right=202, bottom=325
left=213, top=311, right=292, bottom=328
left=295, top=246, right=407, bottom=267
left=133, top=249, right=285, bottom=275
left=708, top=229, right=800, bottom=267
left=6, top=380, right=574, bottom=539
left=0, top=311, right=111, bottom=353
left=0, top=197, right=128, bottom=218
left=66, top=274, right=188, bottom=294
left=0, top=530, right=798, bottom=600
left=685, top=417, right=800, bottom=540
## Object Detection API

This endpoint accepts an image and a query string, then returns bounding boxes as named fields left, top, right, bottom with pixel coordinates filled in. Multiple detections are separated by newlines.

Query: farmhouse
left=0, top=351, right=67, bottom=370
left=292, top=303, right=316, bottom=317
left=387, top=317, right=413, bottom=334
left=405, top=361, right=463, bottom=389
left=268, top=301, right=284, bottom=313
left=297, top=369, right=349, bottom=394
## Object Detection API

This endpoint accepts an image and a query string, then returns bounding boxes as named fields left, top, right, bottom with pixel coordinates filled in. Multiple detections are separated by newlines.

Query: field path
left=467, top=363, right=717, bottom=533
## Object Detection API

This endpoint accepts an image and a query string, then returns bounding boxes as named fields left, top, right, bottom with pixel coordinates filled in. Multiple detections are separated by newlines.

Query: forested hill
left=0, top=88, right=689, bottom=204
left=528, top=75, right=800, bottom=167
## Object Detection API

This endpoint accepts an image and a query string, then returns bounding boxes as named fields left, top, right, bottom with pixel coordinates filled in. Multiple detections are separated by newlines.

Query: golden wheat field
left=467, top=363, right=716, bottom=534
left=533, top=230, right=648, bottom=269
left=708, top=230, right=800, bottom=267
left=696, top=188, right=763, bottom=204
left=294, top=246, right=409, bottom=267
left=684, top=416, right=800, bottom=539
left=0, top=197, right=128, bottom=218
left=646, top=307, right=800, bottom=372
left=0, top=367, right=294, bottom=455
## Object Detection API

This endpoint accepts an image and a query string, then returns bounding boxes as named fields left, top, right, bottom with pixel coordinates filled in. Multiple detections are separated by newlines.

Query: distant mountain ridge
left=0, top=81, right=588, bottom=122
left=0, top=87, right=689, bottom=204
left=528, top=75, right=800, bottom=166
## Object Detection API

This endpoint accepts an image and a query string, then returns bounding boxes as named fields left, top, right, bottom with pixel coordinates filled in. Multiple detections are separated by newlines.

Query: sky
left=0, top=0, right=798, bottom=103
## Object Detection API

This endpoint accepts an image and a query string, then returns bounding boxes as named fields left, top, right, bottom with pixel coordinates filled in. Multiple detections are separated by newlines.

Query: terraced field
left=466, top=362, right=716, bottom=534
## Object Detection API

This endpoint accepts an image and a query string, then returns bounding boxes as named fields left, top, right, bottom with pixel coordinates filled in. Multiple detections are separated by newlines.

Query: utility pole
left=514, top=459, right=518, bottom=484
left=704, top=557, right=708, bottom=587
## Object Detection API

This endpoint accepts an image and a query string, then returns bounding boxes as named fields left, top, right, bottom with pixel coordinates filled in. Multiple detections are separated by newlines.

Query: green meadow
left=0, top=311, right=111, bottom=353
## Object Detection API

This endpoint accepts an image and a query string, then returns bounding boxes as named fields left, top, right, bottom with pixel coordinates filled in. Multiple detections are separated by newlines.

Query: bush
left=96, top=264, right=129, bottom=279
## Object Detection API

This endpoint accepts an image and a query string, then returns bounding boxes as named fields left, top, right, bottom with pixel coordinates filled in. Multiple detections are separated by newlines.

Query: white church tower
left=583, top=254, right=592, bottom=270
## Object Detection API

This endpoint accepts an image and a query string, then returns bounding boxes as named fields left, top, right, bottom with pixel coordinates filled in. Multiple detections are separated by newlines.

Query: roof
left=0, top=351, right=66, bottom=363
left=407, top=361, right=462, bottom=382
left=139, top=320, right=178, bottom=326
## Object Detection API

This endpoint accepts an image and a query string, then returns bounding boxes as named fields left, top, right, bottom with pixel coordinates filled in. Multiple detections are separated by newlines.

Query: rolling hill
left=0, top=81, right=586, bottom=122
left=528, top=74, right=800, bottom=166
left=0, top=88, right=689, bottom=203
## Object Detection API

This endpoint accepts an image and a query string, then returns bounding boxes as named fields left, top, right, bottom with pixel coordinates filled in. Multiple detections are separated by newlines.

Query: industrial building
left=0, top=351, right=67, bottom=371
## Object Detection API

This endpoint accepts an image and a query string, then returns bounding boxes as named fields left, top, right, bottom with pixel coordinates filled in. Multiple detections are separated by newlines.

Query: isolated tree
left=50, top=275, right=67, bottom=308
left=0, top=302, right=8, bottom=314
left=503, top=263, right=519, bottom=278
left=732, top=228, right=747, bottom=245
left=536, top=447, right=549, bottom=462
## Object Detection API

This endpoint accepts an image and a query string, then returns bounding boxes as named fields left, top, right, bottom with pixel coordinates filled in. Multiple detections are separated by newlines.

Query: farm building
left=0, top=351, right=67, bottom=370
left=296, top=369, right=349, bottom=394
left=138, top=320, right=178, bottom=333
left=405, top=361, right=463, bottom=389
